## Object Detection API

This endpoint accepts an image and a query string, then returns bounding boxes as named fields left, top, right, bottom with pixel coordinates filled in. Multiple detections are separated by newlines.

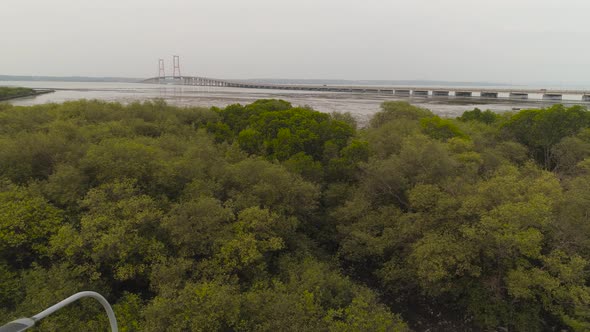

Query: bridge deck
left=141, top=76, right=590, bottom=99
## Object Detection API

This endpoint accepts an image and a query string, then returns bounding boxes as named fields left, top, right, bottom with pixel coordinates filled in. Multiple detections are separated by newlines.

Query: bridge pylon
left=172, top=55, right=181, bottom=79
left=158, top=59, right=165, bottom=81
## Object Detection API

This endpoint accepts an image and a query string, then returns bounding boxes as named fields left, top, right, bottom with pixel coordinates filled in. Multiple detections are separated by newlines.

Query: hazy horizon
left=2, top=0, right=589, bottom=85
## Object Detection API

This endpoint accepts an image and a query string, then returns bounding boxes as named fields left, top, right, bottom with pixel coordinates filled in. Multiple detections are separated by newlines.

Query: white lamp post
left=0, top=291, right=118, bottom=332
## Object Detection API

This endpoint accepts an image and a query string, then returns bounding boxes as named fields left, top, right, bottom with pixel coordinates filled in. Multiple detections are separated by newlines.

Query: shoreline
left=0, top=88, right=55, bottom=102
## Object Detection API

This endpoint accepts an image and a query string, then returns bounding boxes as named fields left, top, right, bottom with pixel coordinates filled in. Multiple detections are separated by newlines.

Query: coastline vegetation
left=0, top=86, right=35, bottom=100
left=1, top=99, right=590, bottom=331
left=0, top=87, right=36, bottom=100
left=0, top=86, right=54, bottom=101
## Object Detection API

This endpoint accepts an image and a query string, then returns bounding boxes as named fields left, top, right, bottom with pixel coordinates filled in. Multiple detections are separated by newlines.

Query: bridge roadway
left=141, top=76, right=590, bottom=102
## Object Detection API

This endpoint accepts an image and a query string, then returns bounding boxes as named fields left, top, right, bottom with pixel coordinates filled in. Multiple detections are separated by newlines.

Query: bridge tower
left=158, top=59, right=165, bottom=80
left=172, top=55, right=181, bottom=79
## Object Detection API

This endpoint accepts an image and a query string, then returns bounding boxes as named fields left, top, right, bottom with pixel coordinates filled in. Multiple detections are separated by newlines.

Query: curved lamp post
left=0, top=291, right=118, bottom=332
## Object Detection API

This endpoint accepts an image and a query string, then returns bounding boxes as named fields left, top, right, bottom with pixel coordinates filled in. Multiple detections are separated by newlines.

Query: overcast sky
left=1, top=0, right=589, bottom=84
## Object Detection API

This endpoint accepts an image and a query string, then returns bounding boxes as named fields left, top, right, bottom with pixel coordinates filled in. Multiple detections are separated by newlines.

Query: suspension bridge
left=141, top=56, right=590, bottom=102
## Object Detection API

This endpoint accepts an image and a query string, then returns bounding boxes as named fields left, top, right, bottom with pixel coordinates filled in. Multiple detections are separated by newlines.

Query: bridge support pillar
left=433, top=91, right=449, bottom=97
left=510, top=92, right=529, bottom=99
left=455, top=91, right=473, bottom=98
left=394, top=89, right=411, bottom=96
left=412, top=90, right=429, bottom=97
left=583, top=95, right=590, bottom=102
left=543, top=94, right=562, bottom=101
left=481, top=92, right=498, bottom=98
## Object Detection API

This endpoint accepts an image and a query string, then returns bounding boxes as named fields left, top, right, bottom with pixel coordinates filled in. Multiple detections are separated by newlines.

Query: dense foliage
left=1, top=99, right=590, bottom=331
left=0, top=87, right=35, bottom=100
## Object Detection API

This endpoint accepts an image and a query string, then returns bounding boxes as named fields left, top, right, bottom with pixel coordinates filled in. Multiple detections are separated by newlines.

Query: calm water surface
left=3, top=81, right=589, bottom=124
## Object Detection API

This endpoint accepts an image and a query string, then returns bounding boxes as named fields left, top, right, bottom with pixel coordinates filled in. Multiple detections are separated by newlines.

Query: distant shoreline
left=0, top=75, right=141, bottom=83
left=0, top=75, right=515, bottom=87
left=0, top=75, right=508, bottom=87
left=2, top=75, right=589, bottom=90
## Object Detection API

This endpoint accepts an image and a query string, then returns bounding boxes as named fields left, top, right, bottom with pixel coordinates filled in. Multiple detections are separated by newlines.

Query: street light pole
left=0, top=291, right=118, bottom=332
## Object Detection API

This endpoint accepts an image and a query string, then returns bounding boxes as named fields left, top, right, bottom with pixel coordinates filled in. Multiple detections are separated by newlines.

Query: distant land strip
left=0, top=75, right=513, bottom=87
left=0, top=87, right=55, bottom=101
